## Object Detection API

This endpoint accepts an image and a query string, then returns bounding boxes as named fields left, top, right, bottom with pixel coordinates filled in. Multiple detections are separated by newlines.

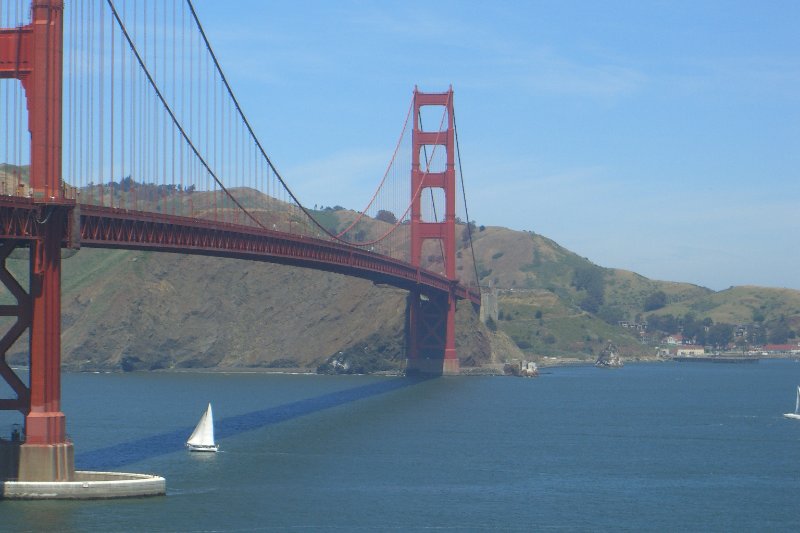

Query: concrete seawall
left=1, top=471, right=166, bottom=499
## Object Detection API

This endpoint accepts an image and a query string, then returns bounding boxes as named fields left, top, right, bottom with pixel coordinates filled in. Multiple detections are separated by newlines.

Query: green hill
left=458, top=225, right=797, bottom=361
left=0, top=172, right=797, bottom=371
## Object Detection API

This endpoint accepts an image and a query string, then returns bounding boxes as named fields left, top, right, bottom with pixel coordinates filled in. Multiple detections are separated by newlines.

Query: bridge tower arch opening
left=407, top=87, right=459, bottom=376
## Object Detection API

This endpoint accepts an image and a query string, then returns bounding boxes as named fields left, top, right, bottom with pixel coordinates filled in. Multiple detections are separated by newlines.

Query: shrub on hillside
left=644, top=291, right=668, bottom=311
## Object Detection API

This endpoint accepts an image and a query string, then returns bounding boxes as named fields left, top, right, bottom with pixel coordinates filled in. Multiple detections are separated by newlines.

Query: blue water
left=2, top=360, right=800, bottom=531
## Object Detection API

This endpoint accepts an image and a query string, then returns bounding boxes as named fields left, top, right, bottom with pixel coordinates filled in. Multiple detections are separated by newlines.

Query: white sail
left=187, top=403, right=218, bottom=451
left=795, top=386, right=800, bottom=414
left=784, top=387, right=800, bottom=420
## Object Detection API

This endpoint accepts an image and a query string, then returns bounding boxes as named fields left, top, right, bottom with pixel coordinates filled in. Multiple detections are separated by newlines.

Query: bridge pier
left=17, top=443, right=74, bottom=482
left=406, top=288, right=459, bottom=376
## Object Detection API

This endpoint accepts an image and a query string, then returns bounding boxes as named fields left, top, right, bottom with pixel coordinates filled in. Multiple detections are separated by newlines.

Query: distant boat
left=784, top=386, right=800, bottom=420
left=186, top=403, right=219, bottom=452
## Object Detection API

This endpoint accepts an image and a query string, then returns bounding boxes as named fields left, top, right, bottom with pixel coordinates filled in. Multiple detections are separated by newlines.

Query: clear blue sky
left=193, top=0, right=799, bottom=291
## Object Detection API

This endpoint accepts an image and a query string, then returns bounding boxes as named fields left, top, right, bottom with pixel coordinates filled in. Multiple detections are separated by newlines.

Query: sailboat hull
left=186, top=443, right=219, bottom=452
left=783, top=413, right=800, bottom=420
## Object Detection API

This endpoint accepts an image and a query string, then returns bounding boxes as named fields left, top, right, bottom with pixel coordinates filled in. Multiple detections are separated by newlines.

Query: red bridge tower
left=0, top=0, right=74, bottom=481
left=406, top=88, right=460, bottom=376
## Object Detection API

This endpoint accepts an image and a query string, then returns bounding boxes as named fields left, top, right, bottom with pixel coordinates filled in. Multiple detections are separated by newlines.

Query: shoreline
left=14, top=354, right=793, bottom=378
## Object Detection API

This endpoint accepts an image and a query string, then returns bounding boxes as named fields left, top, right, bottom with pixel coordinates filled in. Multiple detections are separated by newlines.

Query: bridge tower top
left=409, top=87, right=456, bottom=282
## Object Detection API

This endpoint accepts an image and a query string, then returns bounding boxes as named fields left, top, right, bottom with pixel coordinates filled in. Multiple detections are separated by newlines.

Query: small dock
left=673, top=356, right=759, bottom=364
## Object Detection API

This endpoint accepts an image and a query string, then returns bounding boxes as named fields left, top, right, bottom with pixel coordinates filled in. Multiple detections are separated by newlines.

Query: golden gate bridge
left=0, top=0, right=480, bottom=484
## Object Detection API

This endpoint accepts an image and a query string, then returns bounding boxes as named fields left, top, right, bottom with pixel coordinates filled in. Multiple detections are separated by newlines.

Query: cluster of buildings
left=655, top=335, right=705, bottom=357
left=619, top=321, right=800, bottom=357
left=655, top=332, right=800, bottom=357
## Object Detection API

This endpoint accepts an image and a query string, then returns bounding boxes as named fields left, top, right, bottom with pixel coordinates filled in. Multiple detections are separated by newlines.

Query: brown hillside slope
left=3, top=248, right=491, bottom=372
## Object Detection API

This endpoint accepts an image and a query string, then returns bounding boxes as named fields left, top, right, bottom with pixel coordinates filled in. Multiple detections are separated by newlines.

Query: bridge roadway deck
left=0, top=197, right=480, bottom=304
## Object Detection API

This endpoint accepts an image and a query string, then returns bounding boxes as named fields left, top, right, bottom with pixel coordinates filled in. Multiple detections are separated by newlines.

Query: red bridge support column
left=406, top=87, right=459, bottom=376
left=22, top=207, right=73, bottom=482
left=0, top=0, right=73, bottom=481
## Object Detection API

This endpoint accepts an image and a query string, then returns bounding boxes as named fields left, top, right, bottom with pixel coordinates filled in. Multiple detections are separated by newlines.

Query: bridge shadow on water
left=76, top=375, right=433, bottom=471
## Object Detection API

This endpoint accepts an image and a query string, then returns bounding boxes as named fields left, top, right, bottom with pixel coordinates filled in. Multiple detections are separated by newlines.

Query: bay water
left=2, top=359, right=799, bottom=531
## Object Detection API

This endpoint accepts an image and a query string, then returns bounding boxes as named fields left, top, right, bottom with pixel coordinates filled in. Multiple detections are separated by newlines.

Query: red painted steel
left=27, top=207, right=68, bottom=444
left=0, top=197, right=44, bottom=239
left=77, top=204, right=479, bottom=302
left=0, top=243, right=32, bottom=413
left=0, top=0, right=68, bottom=444
left=408, top=88, right=460, bottom=371
left=0, top=198, right=481, bottom=303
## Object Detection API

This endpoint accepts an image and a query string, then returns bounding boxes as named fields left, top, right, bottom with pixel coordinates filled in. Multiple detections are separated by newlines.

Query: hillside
left=0, top=171, right=797, bottom=371
left=0, top=164, right=29, bottom=196
left=464, top=227, right=798, bottom=360
left=2, top=247, right=500, bottom=372
left=657, top=286, right=800, bottom=325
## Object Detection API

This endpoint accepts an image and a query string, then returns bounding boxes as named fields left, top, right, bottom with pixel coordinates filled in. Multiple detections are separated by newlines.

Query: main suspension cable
left=453, top=107, right=481, bottom=293
left=331, top=99, right=412, bottom=239
left=184, top=0, right=342, bottom=240
left=106, top=0, right=266, bottom=229
left=185, top=0, right=417, bottom=248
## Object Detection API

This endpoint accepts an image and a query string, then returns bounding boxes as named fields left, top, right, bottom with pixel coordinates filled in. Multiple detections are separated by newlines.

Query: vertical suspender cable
left=71, top=0, right=78, bottom=190
left=172, top=0, right=177, bottom=215
left=89, top=1, right=96, bottom=197
left=163, top=0, right=168, bottom=215
left=105, top=0, right=269, bottom=228
left=99, top=0, right=105, bottom=206
left=131, top=0, right=137, bottom=209
left=110, top=5, right=115, bottom=207
left=120, top=0, right=125, bottom=208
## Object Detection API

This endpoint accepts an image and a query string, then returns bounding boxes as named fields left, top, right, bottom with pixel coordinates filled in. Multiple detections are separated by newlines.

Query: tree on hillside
left=682, top=313, right=706, bottom=345
left=750, top=325, right=767, bottom=345
left=694, top=328, right=707, bottom=346
left=768, top=316, right=796, bottom=344
left=375, top=209, right=397, bottom=224
left=643, top=291, right=667, bottom=311
left=707, top=323, right=733, bottom=349
left=580, top=292, right=603, bottom=314
left=597, top=304, right=625, bottom=325
left=646, top=313, right=679, bottom=335
left=461, top=221, right=477, bottom=244
left=572, top=265, right=605, bottom=313
left=572, top=265, right=603, bottom=293
left=532, top=248, right=542, bottom=267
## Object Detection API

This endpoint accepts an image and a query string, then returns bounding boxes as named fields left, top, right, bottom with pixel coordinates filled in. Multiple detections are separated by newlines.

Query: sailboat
left=784, top=386, right=800, bottom=420
left=186, top=403, right=219, bottom=452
